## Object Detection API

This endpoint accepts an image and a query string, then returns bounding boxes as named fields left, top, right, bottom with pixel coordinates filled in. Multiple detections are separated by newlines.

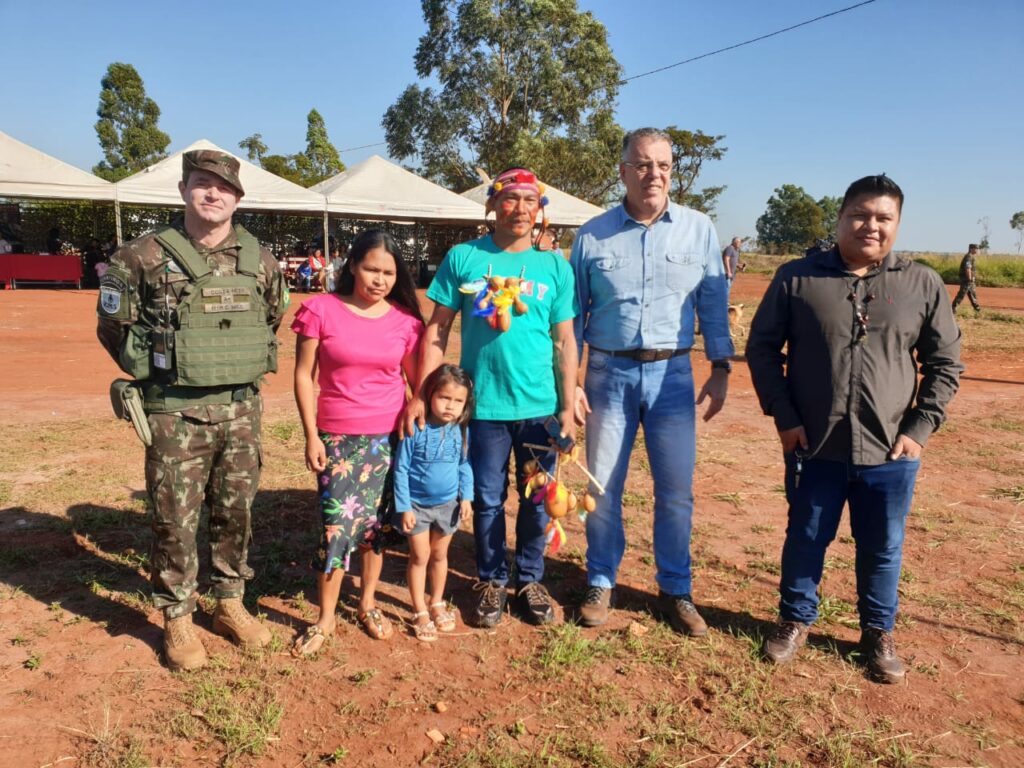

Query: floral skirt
left=314, top=432, right=398, bottom=573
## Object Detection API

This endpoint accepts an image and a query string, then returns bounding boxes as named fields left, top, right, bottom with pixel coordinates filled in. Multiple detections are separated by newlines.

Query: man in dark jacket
left=746, top=175, right=962, bottom=683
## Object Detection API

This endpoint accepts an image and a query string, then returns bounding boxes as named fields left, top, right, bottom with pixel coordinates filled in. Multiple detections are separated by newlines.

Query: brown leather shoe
left=579, top=586, right=612, bottom=627
left=657, top=592, right=708, bottom=636
left=212, top=597, right=272, bottom=648
left=860, top=628, right=905, bottom=684
left=763, top=620, right=811, bottom=664
left=164, top=614, right=207, bottom=671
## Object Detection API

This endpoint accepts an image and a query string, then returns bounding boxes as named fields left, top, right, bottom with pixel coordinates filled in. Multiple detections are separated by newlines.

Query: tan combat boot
left=212, top=597, right=272, bottom=648
left=164, top=614, right=207, bottom=671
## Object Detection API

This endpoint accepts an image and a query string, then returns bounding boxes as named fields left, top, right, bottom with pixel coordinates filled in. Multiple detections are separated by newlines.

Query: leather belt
left=590, top=346, right=691, bottom=363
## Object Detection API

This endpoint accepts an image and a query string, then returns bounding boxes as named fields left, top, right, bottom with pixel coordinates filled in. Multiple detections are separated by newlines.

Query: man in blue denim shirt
left=570, top=128, right=734, bottom=634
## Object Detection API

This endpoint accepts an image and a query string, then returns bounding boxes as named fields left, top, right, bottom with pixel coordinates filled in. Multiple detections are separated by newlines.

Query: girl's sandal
left=357, top=608, right=394, bottom=640
left=429, top=602, right=457, bottom=632
left=291, top=624, right=329, bottom=657
left=410, top=611, right=438, bottom=642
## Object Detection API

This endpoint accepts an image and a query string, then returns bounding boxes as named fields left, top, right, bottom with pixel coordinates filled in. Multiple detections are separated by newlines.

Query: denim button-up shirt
left=570, top=202, right=733, bottom=361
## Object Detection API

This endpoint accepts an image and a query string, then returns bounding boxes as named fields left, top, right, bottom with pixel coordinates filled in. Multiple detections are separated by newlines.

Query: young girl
left=291, top=229, right=423, bottom=655
left=393, top=364, right=474, bottom=641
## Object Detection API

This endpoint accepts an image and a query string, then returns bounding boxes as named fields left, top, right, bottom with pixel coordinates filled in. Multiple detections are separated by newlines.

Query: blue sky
left=3, top=0, right=1022, bottom=253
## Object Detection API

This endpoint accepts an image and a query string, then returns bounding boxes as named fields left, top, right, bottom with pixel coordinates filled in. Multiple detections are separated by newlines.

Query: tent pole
left=114, top=187, right=123, bottom=245
left=323, top=204, right=329, bottom=255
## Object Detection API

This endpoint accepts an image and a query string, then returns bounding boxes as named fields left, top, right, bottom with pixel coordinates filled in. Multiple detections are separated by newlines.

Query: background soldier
left=951, top=243, right=982, bottom=313
left=97, top=151, right=287, bottom=671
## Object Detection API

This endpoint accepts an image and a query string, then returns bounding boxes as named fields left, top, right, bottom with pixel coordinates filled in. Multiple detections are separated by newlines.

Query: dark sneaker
left=860, top=628, right=905, bottom=684
left=763, top=620, right=811, bottom=664
left=579, top=586, right=612, bottom=627
left=516, top=582, right=556, bottom=625
left=657, top=591, right=708, bottom=636
left=472, top=580, right=507, bottom=628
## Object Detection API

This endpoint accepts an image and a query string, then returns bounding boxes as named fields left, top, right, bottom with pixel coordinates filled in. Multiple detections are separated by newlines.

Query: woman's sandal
left=357, top=608, right=394, bottom=640
left=429, top=602, right=457, bottom=632
left=291, top=624, right=329, bottom=657
left=410, top=611, right=438, bottom=642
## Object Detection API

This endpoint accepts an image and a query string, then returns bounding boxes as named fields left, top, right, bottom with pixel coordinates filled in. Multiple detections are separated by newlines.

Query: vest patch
left=202, top=286, right=251, bottom=312
left=100, top=286, right=122, bottom=314
left=203, top=287, right=252, bottom=298
left=203, top=301, right=251, bottom=312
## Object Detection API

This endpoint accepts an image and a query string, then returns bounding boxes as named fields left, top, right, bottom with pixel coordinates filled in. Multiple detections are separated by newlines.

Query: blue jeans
left=780, top=456, right=920, bottom=631
left=584, top=350, right=697, bottom=595
left=468, top=418, right=556, bottom=586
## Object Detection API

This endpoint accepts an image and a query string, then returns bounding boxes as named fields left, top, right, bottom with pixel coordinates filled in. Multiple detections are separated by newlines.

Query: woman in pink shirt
left=291, top=230, right=424, bottom=654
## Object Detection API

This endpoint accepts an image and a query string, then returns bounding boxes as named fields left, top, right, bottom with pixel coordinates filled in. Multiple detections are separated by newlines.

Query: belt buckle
left=634, top=349, right=658, bottom=363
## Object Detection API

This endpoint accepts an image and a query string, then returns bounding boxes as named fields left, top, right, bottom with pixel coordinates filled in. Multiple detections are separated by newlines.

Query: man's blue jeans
left=584, top=350, right=697, bottom=596
left=468, top=418, right=556, bottom=586
left=780, top=456, right=920, bottom=631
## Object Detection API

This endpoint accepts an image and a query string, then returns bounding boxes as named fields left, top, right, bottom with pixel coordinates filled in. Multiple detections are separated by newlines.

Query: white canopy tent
left=0, top=131, right=114, bottom=200
left=313, top=155, right=484, bottom=224
left=460, top=181, right=604, bottom=228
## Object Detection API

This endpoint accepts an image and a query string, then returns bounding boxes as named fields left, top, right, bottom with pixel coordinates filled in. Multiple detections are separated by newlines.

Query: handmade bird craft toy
left=458, top=264, right=530, bottom=332
left=522, top=441, right=605, bottom=554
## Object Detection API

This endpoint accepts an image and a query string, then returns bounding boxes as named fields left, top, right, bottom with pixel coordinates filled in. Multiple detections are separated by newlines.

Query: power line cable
left=337, top=140, right=388, bottom=153
left=338, top=2, right=879, bottom=152
left=620, top=0, right=879, bottom=84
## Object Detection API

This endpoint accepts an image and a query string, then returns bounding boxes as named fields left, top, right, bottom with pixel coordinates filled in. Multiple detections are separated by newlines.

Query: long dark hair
left=335, top=229, right=424, bottom=323
left=421, top=364, right=475, bottom=448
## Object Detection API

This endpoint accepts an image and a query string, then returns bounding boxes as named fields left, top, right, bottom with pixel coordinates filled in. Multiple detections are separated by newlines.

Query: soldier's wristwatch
left=711, top=360, right=732, bottom=373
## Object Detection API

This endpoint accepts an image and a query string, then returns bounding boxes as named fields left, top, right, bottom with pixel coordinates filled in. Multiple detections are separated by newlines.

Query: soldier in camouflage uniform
left=951, top=243, right=981, bottom=313
left=97, top=150, right=288, bottom=671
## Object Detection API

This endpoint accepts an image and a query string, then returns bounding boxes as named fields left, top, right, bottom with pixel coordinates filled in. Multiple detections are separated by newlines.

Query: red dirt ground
left=1, top=275, right=1022, bottom=767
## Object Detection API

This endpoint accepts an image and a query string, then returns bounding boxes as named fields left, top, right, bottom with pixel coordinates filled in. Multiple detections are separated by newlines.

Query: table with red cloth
left=0, top=254, right=82, bottom=289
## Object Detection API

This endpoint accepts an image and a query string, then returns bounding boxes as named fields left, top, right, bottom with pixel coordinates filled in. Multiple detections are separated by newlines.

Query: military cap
left=182, top=150, right=244, bottom=196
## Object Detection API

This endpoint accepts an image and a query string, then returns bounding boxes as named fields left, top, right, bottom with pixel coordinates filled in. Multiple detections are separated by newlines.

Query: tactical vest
left=126, top=225, right=278, bottom=412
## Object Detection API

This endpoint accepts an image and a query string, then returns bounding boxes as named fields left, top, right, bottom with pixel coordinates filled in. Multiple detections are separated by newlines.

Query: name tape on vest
left=202, top=286, right=252, bottom=312
left=203, top=287, right=252, bottom=298
left=203, top=301, right=251, bottom=313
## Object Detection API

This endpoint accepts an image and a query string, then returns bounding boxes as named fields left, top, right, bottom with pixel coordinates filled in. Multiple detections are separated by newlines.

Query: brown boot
left=164, top=614, right=207, bottom=671
left=860, top=628, right=905, bottom=684
left=579, top=586, right=613, bottom=627
left=657, top=592, right=708, bottom=637
left=212, top=597, right=272, bottom=648
left=763, top=620, right=811, bottom=664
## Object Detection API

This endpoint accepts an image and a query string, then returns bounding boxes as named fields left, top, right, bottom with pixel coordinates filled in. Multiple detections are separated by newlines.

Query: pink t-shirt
left=291, top=294, right=423, bottom=435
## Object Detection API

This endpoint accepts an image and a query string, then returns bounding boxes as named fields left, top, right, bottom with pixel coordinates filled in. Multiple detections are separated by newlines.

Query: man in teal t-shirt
left=405, top=167, right=578, bottom=628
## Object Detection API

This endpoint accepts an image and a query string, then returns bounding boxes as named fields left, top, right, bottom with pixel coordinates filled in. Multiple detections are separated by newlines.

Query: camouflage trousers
left=951, top=281, right=981, bottom=311
left=144, top=400, right=261, bottom=618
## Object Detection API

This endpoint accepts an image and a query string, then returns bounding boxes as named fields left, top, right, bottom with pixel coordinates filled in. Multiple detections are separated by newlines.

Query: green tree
left=238, top=133, right=268, bottom=163
left=664, top=127, right=727, bottom=215
left=818, top=195, right=841, bottom=239
left=260, top=154, right=305, bottom=186
left=299, top=109, right=344, bottom=186
left=93, top=62, right=171, bottom=181
left=1011, top=211, right=1024, bottom=254
left=383, top=0, right=623, bottom=201
left=756, top=185, right=827, bottom=254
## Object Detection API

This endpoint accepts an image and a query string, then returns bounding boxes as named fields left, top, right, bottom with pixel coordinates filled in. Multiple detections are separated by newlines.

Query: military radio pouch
left=110, top=379, right=153, bottom=447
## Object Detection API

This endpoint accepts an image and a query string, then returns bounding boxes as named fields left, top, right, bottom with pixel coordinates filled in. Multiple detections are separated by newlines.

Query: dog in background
left=728, top=303, right=744, bottom=340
